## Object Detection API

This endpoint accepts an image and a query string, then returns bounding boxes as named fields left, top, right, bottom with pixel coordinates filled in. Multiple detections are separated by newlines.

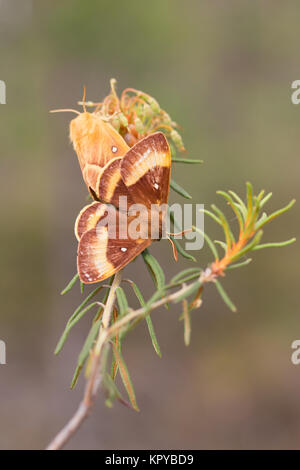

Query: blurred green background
left=0, top=0, right=299, bottom=450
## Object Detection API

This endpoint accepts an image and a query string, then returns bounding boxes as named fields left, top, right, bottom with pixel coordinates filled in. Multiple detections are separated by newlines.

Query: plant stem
left=106, top=270, right=214, bottom=340
left=46, top=272, right=122, bottom=450
left=46, top=269, right=215, bottom=450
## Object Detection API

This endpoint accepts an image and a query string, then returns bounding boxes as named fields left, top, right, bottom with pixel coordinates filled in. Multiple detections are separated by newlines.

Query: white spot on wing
left=121, top=247, right=127, bottom=252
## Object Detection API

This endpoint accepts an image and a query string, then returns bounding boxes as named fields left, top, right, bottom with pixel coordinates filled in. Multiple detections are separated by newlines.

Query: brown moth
left=76, top=132, right=172, bottom=284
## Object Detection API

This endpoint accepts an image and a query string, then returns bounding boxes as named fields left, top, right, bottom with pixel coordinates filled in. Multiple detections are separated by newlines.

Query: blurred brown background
left=0, top=0, right=299, bottom=450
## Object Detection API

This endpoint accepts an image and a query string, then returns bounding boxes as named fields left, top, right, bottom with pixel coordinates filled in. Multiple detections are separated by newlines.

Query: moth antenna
left=167, top=228, right=193, bottom=237
left=77, top=100, right=103, bottom=109
left=95, top=102, right=103, bottom=113
left=49, top=109, right=81, bottom=115
left=82, top=85, right=87, bottom=113
left=167, top=236, right=178, bottom=262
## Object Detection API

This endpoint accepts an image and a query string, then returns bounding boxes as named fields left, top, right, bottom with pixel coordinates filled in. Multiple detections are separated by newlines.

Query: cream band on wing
left=120, top=132, right=171, bottom=188
left=122, top=149, right=170, bottom=187
left=77, top=226, right=115, bottom=283
left=97, top=157, right=123, bottom=202
left=74, top=202, right=108, bottom=241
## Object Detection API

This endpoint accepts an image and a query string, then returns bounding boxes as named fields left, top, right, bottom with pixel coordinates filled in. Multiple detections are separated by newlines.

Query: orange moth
left=50, top=89, right=130, bottom=199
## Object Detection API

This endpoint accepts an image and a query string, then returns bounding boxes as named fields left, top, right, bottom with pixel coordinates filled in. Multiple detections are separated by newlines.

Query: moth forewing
left=70, top=112, right=129, bottom=196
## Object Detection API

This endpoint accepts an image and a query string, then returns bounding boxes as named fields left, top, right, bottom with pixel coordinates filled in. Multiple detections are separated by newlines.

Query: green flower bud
left=162, top=112, right=172, bottom=125
left=171, top=129, right=184, bottom=151
left=143, top=104, right=154, bottom=119
left=148, top=97, right=160, bottom=114
left=111, top=117, right=120, bottom=131
left=134, top=117, right=144, bottom=134
left=139, top=94, right=160, bottom=114
left=118, top=112, right=128, bottom=128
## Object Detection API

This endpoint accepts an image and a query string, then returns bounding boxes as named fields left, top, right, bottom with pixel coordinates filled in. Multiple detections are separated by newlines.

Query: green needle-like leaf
left=61, top=273, right=79, bottom=295
left=168, top=272, right=203, bottom=288
left=211, top=204, right=235, bottom=247
left=260, top=192, right=272, bottom=209
left=116, top=287, right=129, bottom=316
left=59, top=301, right=100, bottom=351
left=70, top=316, right=102, bottom=389
left=246, top=182, right=253, bottom=217
left=182, top=299, right=191, bottom=346
left=111, top=317, right=121, bottom=381
left=54, top=286, right=103, bottom=354
left=256, top=212, right=267, bottom=227
left=67, top=285, right=105, bottom=327
left=228, top=190, right=248, bottom=220
left=226, top=258, right=252, bottom=270
left=78, top=320, right=100, bottom=367
left=55, top=285, right=105, bottom=354
left=103, top=372, right=122, bottom=406
left=199, top=207, right=222, bottom=226
left=193, top=226, right=219, bottom=260
left=214, top=240, right=228, bottom=253
left=245, top=195, right=261, bottom=233
left=171, top=268, right=202, bottom=284
left=103, top=372, right=134, bottom=409
left=253, top=238, right=296, bottom=250
left=111, top=343, right=139, bottom=411
left=256, top=190, right=265, bottom=203
left=172, top=158, right=203, bottom=164
left=215, top=280, right=237, bottom=312
left=170, top=236, right=196, bottom=262
left=174, top=281, right=202, bottom=303
left=70, top=365, right=83, bottom=389
left=129, top=281, right=161, bottom=357
left=142, top=249, right=165, bottom=291
left=144, top=288, right=167, bottom=315
left=68, top=278, right=112, bottom=387
left=170, top=179, right=192, bottom=199
left=145, top=315, right=162, bottom=357
left=216, top=191, right=244, bottom=231
left=169, top=208, right=181, bottom=231
left=256, top=199, right=296, bottom=230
